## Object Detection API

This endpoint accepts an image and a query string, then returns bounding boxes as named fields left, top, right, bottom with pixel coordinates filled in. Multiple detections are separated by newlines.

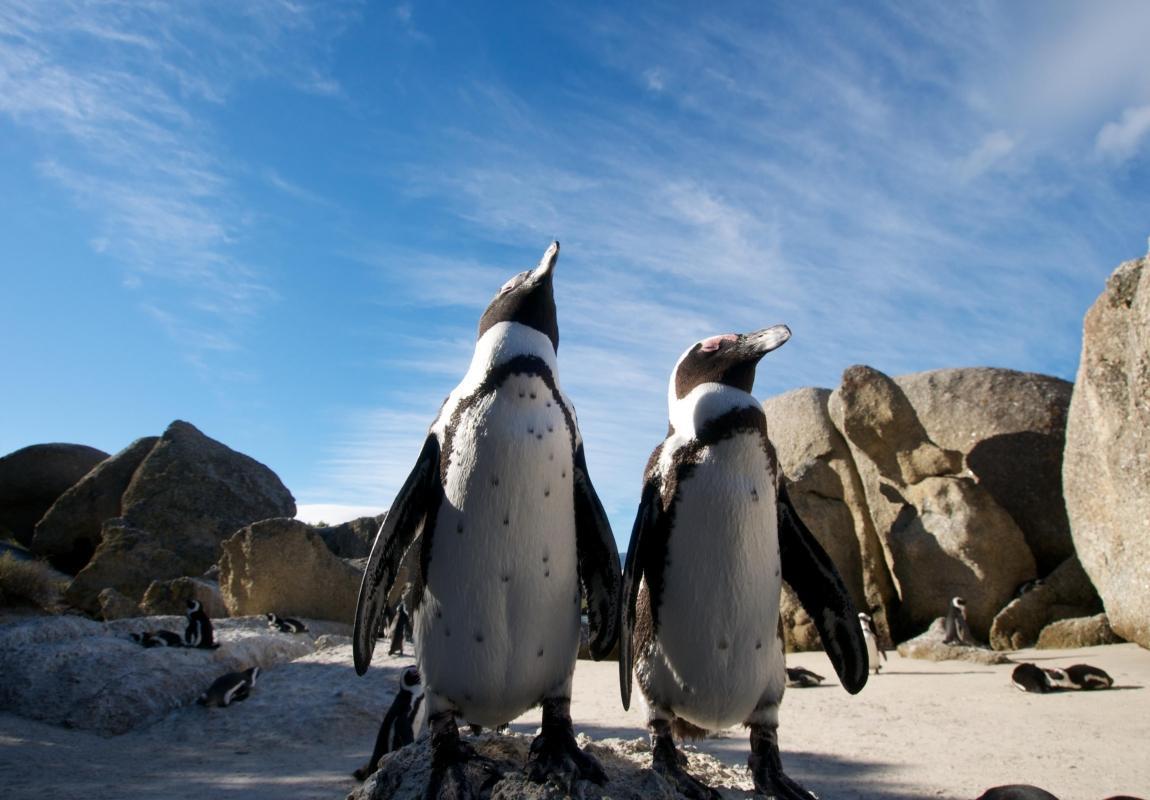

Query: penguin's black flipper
left=777, top=484, right=868, bottom=694
left=353, top=433, right=443, bottom=675
left=572, top=444, right=622, bottom=661
left=620, top=477, right=662, bottom=711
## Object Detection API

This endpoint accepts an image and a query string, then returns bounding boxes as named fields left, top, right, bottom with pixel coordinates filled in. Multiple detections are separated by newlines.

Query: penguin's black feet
left=748, top=723, right=819, bottom=800
left=649, top=719, right=721, bottom=800
left=424, top=712, right=502, bottom=800
left=525, top=697, right=607, bottom=790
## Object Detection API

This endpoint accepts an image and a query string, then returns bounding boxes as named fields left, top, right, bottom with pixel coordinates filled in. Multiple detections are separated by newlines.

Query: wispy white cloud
left=1095, top=105, right=1150, bottom=162
left=961, top=130, right=1017, bottom=180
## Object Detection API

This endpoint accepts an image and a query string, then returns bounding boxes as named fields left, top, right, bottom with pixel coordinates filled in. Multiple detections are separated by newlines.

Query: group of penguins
left=337, top=243, right=1135, bottom=800
left=127, top=603, right=308, bottom=708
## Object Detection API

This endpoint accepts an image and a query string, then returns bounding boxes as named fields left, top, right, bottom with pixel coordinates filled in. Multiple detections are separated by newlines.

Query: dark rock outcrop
left=1064, top=255, right=1150, bottom=649
left=0, top=443, right=108, bottom=546
left=989, top=556, right=1103, bottom=650
left=315, top=513, right=385, bottom=559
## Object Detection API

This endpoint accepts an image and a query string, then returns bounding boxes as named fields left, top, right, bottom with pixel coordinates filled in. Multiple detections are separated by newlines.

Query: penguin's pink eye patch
left=700, top=334, right=738, bottom=352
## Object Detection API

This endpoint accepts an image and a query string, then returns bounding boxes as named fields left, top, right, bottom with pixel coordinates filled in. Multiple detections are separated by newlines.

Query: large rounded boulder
left=0, top=443, right=108, bottom=546
left=1064, top=255, right=1150, bottom=648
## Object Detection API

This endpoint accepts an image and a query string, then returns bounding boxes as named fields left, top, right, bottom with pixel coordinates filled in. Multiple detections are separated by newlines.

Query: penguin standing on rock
left=859, top=612, right=887, bottom=674
left=943, top=596, right=974, bottom=645
left=353, top=242, right=622, bottom=799
left=354, top=667, right=425, bottom=781
left=388, top=601, right=411, bottom=656
left=184, top=600, right=218, bottom=649
left=620, top=327, right=868, bottom=800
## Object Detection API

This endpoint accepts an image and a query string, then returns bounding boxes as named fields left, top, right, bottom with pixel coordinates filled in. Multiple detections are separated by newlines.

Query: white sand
left=1, top=642, right=1147, bottom=800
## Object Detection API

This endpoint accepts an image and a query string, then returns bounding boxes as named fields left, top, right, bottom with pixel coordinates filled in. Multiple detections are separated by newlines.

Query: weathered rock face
left=0, top=443, right=108, bottom=545
left=219, top=518, right=362, bottom=622
left=64, top=519, right=188, bottom=615
left=989, top=556, right=1103, bottom=651
left=0, top=615, right=315, bottom=734
left=316, top=513, right=385, bottom=559
left=58, top=421, right=295, bottom=613
left=1036, top=613, right=1123, bottom=649
left=32, top=436, right=159, bottom=573
left=1064, top=255, right=1150, bottom=649
left=141, top=576, right=226, bottom=618
left=829, top=366, right=1036, bottom=641
left=763, top=388, right=894, bottom=646
left=897, top=369, right=1074, bottom=574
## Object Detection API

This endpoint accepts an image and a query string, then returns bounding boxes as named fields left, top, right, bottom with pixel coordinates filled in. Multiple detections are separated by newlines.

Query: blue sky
left=2, top=1, right=1149, bottom=551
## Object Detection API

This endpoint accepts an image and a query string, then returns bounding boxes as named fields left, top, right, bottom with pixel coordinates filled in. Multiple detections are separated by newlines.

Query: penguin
left=975, top=786, right=1061, bottom=800
left=198, top=666, right=259, bottom=707
left=184, top=599, right=218, bottom=648
left=353, top=242, right=622, bottom=799
left=784, top=667, right=825, bottom=688
left=1065, top=663, right=1113, bottom=690
left=130, top=630, right=185, bottom=648
left=266, top=613, right=309, bottom=634
left=1010, top=663, right=1072, bottom=693
left=859, top=611, right=887, bottom=674
left=619, top=327, right=868, bottom=800
left=354, top=667, right=425, bottom=781
left=943, top=596, right=974, bottom=645
left=388, top=601, right=410, bottom=656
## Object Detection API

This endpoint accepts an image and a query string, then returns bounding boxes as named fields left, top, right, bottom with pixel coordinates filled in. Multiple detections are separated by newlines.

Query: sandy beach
left=2, top=641, right=1146, bottom=800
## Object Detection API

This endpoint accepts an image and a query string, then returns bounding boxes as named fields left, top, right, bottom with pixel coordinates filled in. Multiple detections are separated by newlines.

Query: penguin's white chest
left=416, top=373, right=581, bottom=726
left=648, top=435, right=782, bottom=729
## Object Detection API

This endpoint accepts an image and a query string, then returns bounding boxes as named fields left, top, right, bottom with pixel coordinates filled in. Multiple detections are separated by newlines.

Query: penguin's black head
left=266, top=613, right=276, bottom=622
left=186, top=600, right=201, bottom=613
left=477, top=241, right=560, bottom=351
left=401, top=667, right=421, bottom=689
left=673, top=325, right=791, bottom=399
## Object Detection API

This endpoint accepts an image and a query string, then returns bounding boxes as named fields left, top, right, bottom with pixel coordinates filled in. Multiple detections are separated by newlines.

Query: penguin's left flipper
left=572, top=445, right=622, bottom=660
left=778, top=484, right=869, bottom=694
left=619, top=478, right=662, bottom=710
left=353, top=433, right=443, bottom=675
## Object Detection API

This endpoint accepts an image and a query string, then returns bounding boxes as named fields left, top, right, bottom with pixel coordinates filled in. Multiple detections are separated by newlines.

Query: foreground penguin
left=620, top=327, right=868, bottom=800
left=198, top=666, right=259, bottom=707
left=353, top=242, right=622, bottom=798
left=354, top=667, right=425, bottom=781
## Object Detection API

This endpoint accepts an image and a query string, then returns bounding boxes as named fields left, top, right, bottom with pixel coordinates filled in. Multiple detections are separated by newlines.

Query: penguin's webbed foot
left=649, top=720, right=720, bottom=800
left=748, top=724, right=819, bottom=800
left=525, top=697, right=607, bottom=789
left=424, top=713, right=503, bottom=800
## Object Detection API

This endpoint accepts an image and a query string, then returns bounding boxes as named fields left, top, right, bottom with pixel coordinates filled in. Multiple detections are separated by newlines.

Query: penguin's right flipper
left=572, top=445, right=622, bottom=661
left=353, top=433, right=443, bottom=675
left=777, top=484, right=869, bottom=694
left=619, top=478, right=663, bottom=711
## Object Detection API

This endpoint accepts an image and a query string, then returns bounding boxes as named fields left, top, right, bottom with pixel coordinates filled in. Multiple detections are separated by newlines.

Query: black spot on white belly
left=719, top=640, right=729, bottom=650
left=501, top=574, right=510, bottom=583
left=544, top=488, right=550, bottom=497
left=528, top=426, right=535, bottom=434
left=544, top=569, right=550, bottom=577
left=542, top=554, right=549, bottom=563
left=755, top=640, right=762, bottom=649
left=503, top=515, right=509, bottom=526
left=530, top=392, right=536, bottom=399
left=492, top=477, right=499, bottom=486
left=475, top=632, right=484, bottom=643
left=537, top=648, right=544, bottom=657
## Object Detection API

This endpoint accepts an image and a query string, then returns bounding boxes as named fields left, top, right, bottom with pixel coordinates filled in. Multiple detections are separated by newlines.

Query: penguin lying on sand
left=1066, top=663, right=1113, bottom=690
left=198, top=666, right=259, bottom=707
left=784, top=667, right=825, bottom=688
left=129, top=630, right=184, bottom=648
left=1012, top=662, right=1113, bottom=693
left=266, top=613, right=308, bottom=633
left=620, top=327, right=868, bottom=800
left=354, top=666, right=425, bottom=781
left=976, top=786, right=1061, bottom=800
left=859, top=611, right=887, bottom=674
left=353, top=242, right=622, bottom=799
left=184, top=600, right=219, bottom=648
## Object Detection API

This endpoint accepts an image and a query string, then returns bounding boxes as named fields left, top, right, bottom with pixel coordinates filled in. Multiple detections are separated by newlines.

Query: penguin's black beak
left=529, top=240, right=559, bottom=283
left=737, top=324, right=791, bottom=361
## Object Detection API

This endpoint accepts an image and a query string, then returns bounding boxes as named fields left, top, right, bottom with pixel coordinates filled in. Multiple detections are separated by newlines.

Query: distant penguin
left=353, top=242, right=622, bottom=797
left=975, top=786, right=1061, bottom=800
left=1065, top=663, right=1113, bottom=690
left=353, top=667, right=425, bottom=781
left=198, top=666, right=259, bottom=707
left=784, top=667, right=825, bottom=688
left=130, top=630, right=184, bottom=648
left=620, top=327, right=868, bottom=800
left=184, top=599, right=218, bottom=648
left=943, top=597, right=974, bottom=645
left=266, top=613, right=308, bottom=634
left=1013, top=578, right=1044, bottom=599
left=387, top=601, right=410, bottom=656
left=859, top=612, right=887, bottom=674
